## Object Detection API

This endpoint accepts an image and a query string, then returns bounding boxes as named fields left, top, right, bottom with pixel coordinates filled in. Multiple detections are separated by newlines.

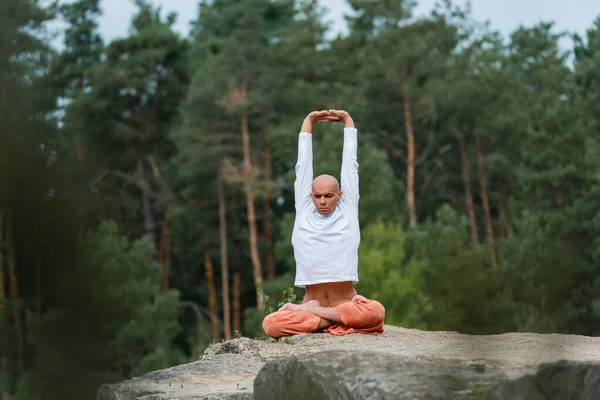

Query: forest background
left=2, top=0, right=600, bottom=398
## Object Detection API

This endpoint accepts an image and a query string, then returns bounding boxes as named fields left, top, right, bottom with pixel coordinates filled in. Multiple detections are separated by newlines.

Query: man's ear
left=338, top=191, right=343, bottom=201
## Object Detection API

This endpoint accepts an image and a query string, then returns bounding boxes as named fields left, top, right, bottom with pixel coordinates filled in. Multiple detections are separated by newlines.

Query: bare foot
left=351, top=294, right=367, bottom=303
left=300, top=300, right=320, bottom=310
left=279, top=300, right=320, bottom=312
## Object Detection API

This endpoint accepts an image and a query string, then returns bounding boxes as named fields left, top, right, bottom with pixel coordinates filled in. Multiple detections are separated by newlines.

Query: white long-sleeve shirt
left=291, top=127, right=360, bottom=288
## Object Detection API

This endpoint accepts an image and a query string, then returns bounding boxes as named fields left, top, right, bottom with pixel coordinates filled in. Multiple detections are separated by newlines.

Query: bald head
left=312, top=174, right=339, bottom=192
left=311, top=174, right=342, bottom=215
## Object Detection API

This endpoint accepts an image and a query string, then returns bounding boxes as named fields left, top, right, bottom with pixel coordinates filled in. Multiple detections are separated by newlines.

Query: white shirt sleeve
left=294, top=132, right=313, bottom=211
left=340, top=127, right=359, bottom=209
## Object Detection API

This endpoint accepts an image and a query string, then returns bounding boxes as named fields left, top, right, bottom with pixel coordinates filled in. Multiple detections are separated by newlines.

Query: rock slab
left=97, top=326, right=600, bottom=399
left=490, top=360, right=600, bottom=400
left=96, top=353, right=260, bottom=400
left=254, top=350, right=503, bottom=400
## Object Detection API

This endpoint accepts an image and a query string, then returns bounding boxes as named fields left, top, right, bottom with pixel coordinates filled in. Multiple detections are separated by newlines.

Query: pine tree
left=500, top=23, right=593, bottom=333
left=19, top=221, right=185, bottom=399
left=345, top=0, right=465, bottom=226
left=0, top=0, right=57, bottom=394
left=180, top=0, right=298, bottom=313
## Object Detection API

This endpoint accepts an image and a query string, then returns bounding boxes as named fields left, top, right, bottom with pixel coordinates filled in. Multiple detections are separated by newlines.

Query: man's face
left=311, top=175, right=342, bottom=215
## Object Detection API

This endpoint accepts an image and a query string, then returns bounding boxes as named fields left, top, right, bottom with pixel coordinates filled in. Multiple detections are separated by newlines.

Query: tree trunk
left=204, top=253, right=220, bottom=340
left=555, top=184, right=563, bottom=206
left=0, top=211, right=5, bottom=311
left=0, top=48, right=9, bottom=400
left=401, top=77, right=417, bottom=227
left=231, top=188, right=242, bottom=336
left=458, top=133, right=479, bottom=246
left=159, top=217, right=171, bottom=294
left=499, top=204, right=506, bottom=239
left=262, top=123, right=275, bottom=280
left=218, top=167, right=232, bottom=340
left=135, top=140, right=155, bottom=251
left=0, top=212, right=6, bottom=400
left=35, top=252, right=41, bottom=314
left=75, top=134, right=84, bottom=162
left=474, top=133, right=496, bottom=267
left=232, top=272, right=241, bottom=335
left=6, top=215, right=23, bottom=374
left=239, top=74, right=263, bottom=310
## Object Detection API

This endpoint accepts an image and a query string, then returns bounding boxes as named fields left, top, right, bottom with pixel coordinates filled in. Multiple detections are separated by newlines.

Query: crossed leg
left=262, top=295, right=384, bottom=339
left=278, top=299, right=341, bottom=330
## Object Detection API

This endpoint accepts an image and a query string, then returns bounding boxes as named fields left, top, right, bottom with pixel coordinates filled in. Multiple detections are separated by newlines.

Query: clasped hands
left=307, top=109, right=352, bottom=124
left=302, top=110, right=354, bottom=132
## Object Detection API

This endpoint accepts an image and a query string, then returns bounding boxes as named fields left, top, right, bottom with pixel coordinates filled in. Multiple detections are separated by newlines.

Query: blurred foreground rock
left=97, top=325, right=600, bottom=399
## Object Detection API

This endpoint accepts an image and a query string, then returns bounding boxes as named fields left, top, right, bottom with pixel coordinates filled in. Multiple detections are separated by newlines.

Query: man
left=262, top=109, right=385, bottom=339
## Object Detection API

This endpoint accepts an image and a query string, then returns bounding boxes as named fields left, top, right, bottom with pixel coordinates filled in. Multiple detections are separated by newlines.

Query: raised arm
left=295, top=111, right=338, bottom=211
left=329, top=110, right=359, bottom=209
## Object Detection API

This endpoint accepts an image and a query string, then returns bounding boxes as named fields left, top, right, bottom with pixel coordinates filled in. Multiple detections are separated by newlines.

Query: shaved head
left=311, top=174, right=342, bottom=215
left=312, top=174, right=339, bottom=192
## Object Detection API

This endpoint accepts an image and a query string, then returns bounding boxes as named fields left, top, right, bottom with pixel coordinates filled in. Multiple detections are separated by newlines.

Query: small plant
left=234, top=329, right=242, bottom=338
left=277, top=287, right=303, bottom=309
left=283, top=337, right=295, bottom=345
left=467, top=384, right=494, bottom=399
left=258, top=290, right=274, bottom=316
left=259, top=287, right=303, bottom=317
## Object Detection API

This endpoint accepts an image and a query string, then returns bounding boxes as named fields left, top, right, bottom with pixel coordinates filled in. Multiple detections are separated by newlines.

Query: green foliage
left=17, top=221, right=184, bottom=399
left=65, top=0, right=189, bottom=234
left=277, top=287, right=303, bottom=309
left=52, top=0, right=104, bottom=98
left=355, top=220, right=431, bottom=329
left=467, top=384, right=495, bottom=399
left=407, top=205, right=509, bottom=334
left=499, top=212, right=589, bottom=333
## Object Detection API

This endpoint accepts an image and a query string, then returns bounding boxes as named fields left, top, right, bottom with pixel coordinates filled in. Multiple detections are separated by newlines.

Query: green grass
left=467, top=384, right=495, bottom=399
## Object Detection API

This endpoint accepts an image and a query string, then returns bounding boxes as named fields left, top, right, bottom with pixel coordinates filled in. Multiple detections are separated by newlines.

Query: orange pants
left=262, top=298, right=385, bottom=339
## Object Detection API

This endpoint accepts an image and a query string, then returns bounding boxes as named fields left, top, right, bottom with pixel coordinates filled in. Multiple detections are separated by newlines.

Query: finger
left=318, top=113, right=340, bottom=119
left=309, top=110, right=328, bottom=117
left=316, top=118, right=341, bottom=122
left=330, top=109, right=349, bottom=116
left=315, top=115, right=339, bottom=120
left=317, top=115, right=340, bottom=120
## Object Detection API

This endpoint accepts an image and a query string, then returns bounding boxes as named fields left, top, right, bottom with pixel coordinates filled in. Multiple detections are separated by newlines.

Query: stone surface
left=96, top=353, right=260, bottom=400
left=254, top=350, right=503, bottom=400
left=489, top=360, right=600, bottom=400
left=97, top=326, right=600, bottom=399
